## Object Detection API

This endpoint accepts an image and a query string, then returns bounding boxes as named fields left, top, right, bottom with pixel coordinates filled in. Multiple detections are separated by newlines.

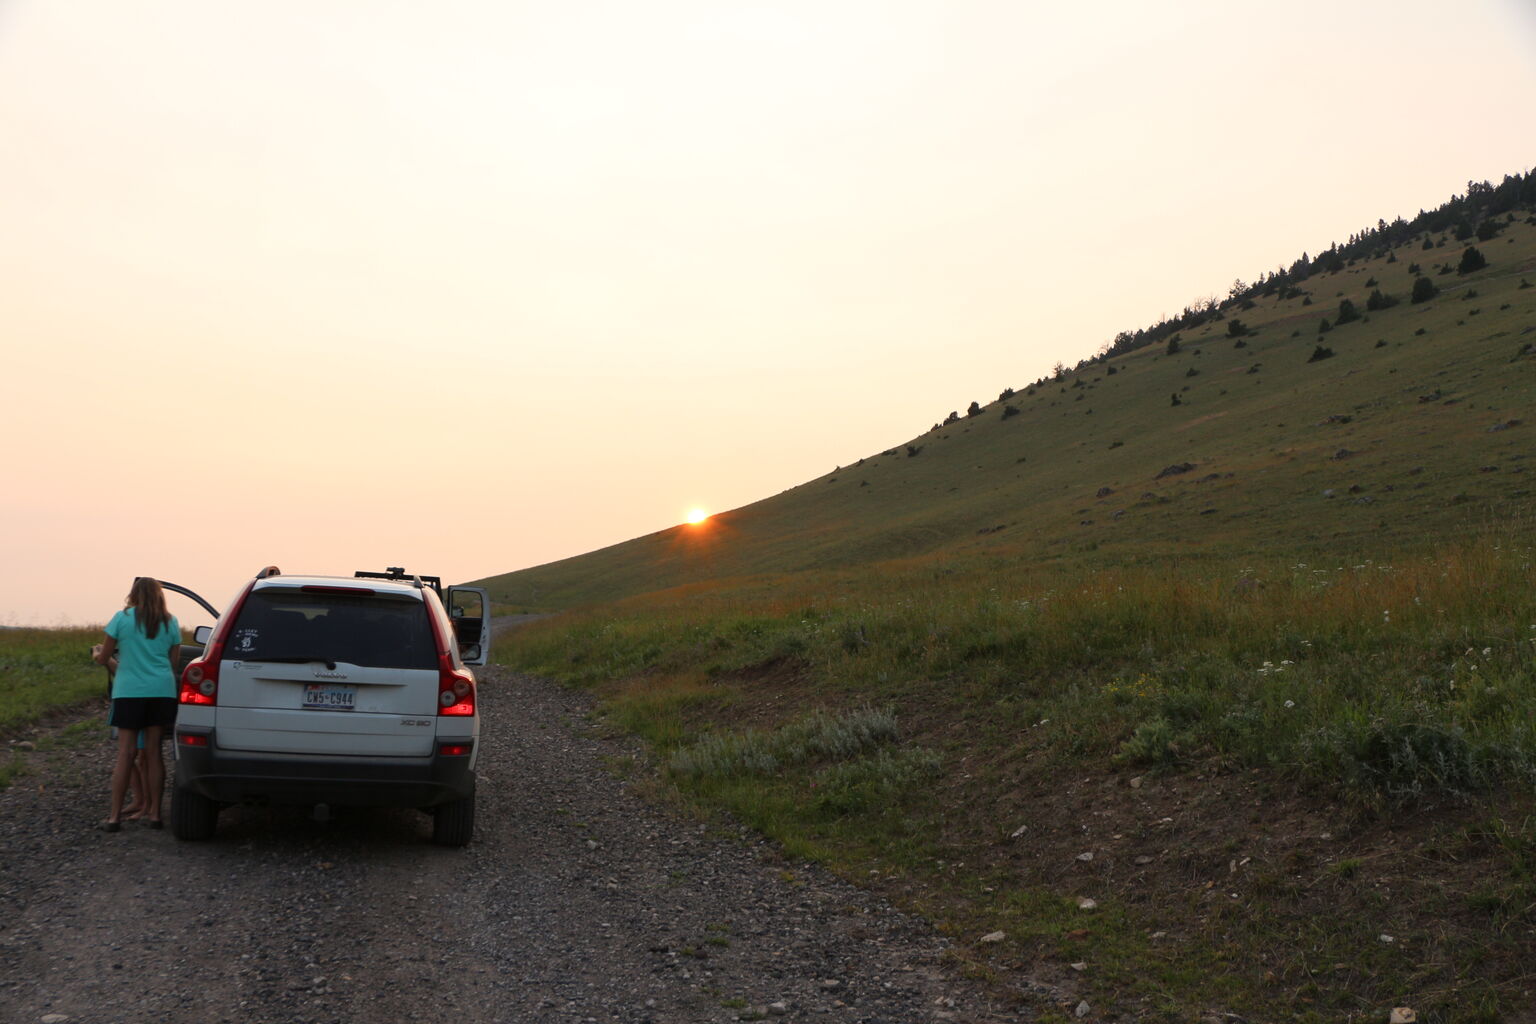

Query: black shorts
left=110, top=697, right=178, bottom=732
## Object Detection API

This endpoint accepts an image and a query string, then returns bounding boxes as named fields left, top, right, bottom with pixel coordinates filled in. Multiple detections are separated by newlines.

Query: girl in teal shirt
left=93, top=577, right=180, bottom=831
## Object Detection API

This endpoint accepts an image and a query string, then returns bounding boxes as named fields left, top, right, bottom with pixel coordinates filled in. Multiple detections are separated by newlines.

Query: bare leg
left=143, top=725, right=166, bottom=823
left=124, top=749, right=148, bottom=818
left=108, top=729, right=137, bottom=824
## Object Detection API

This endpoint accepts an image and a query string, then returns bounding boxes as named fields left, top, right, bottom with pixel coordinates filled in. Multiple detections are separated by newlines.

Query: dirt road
left=0, top=667, right=1006, bottom=1024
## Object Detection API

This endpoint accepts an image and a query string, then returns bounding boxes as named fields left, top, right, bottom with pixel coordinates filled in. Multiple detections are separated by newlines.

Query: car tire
left=171, top=785, right=219, bottom=841
left=431, top=791, right=475, bottom=847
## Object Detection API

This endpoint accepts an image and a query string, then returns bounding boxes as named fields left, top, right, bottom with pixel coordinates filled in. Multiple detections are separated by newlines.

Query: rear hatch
left=214, top=585, right=440, bottom=757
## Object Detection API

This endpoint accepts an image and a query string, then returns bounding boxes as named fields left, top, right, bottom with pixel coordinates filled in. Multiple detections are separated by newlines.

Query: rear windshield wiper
left=253, top=656, right=339, bottom=670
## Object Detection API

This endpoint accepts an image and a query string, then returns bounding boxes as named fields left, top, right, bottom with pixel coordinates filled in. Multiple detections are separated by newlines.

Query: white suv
left=171, top=567, right=490, bottom=846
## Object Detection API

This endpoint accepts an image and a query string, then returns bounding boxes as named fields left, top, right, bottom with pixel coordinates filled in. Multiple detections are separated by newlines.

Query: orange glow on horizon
left=686, top=508, right=709, bottom=525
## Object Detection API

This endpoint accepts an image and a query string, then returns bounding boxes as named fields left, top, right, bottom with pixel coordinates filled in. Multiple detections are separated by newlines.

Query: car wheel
left=431, top=792, right=475, bottom=847
left=171, top=785, right=219, bottom=841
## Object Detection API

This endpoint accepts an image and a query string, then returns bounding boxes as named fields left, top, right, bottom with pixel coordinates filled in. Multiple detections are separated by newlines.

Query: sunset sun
left=686, top=508, right=709, bottom=525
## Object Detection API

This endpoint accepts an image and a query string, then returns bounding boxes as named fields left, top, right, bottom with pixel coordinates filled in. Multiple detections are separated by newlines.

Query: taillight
left=178, top=733, right=209, bottom=747
left=438, top=742, right=472, bottom=756
left=438, top=669, right=475, bottom=716
left=179, top=657, right=218, bottom=705
left=176, top=573, right=262, bottom=708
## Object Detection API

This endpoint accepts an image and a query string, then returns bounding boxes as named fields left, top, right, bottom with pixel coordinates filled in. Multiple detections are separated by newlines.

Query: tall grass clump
left=670, top=706, right=899, bottom=779
left=811, top=747, right=943, bottom=815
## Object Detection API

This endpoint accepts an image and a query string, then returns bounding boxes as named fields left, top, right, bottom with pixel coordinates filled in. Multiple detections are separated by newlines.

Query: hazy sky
left=3, top=1, right=1534, bottom=626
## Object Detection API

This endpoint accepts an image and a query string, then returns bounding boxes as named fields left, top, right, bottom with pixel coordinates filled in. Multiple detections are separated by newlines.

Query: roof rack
left=354, top=567, right=443, bottom=596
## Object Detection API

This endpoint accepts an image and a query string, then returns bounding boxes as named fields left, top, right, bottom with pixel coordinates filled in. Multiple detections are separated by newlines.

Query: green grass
left=507, top=536, right=1536, bottom=801
left=0, top=756, right=26, bottom=789
left=0, top=627, right=108, bottom=736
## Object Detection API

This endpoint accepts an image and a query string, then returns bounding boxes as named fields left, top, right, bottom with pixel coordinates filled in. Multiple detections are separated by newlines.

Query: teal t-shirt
left=105, top=608, right=181, bottom=699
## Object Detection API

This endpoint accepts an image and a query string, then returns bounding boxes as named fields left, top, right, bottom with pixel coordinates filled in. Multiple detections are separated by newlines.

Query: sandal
left=97, top=820, right=122, bottom=833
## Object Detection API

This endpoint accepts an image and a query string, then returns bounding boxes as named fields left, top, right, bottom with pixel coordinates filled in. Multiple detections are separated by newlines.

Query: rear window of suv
left=226, top=589, right=438, bottom=670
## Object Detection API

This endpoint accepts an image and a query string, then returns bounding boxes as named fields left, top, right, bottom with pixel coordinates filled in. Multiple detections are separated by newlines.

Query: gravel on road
left=0, top=666, right=1013, bottom=1024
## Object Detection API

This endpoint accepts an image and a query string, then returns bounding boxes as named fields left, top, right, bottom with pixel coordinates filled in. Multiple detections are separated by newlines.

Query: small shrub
left=1341, top=722, right=1486, bottom=800
left=811, top=747, right=942, bottom=815
left=1411, top=276, right=1439, bottom=303
left=1458, top=246, right=1488, bottom=274
left=1336, top=298, right=1361, bottom=325
left=1366, top=289, right=1398, bottom=311
left=1116, top=716, right=1181, bottom=767
left=670, top=707, right=901, bottom=780
left=1308, top=345, right=1335, bottom=363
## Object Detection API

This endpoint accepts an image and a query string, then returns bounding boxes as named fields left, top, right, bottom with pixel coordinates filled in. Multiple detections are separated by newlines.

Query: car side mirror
left=194, top=625, right=213, bottom=644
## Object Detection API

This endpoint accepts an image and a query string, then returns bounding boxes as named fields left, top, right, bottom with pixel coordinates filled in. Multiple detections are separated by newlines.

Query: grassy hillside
left=476, top=217, right=1535, bottom=610
left=485, top=201, right=1536, bottom=1021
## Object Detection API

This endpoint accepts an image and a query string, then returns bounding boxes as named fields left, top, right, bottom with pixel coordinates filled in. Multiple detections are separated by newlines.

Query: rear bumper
left=173, top=727, right=475, bottom=808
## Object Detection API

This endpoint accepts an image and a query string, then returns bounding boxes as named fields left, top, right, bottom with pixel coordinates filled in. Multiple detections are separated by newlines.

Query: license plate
left=303, top=683, right=356, bottom=711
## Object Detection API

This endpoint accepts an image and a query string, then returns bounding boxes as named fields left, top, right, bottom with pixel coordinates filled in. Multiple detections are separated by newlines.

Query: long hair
left=127, top=577, right=170, bottom=640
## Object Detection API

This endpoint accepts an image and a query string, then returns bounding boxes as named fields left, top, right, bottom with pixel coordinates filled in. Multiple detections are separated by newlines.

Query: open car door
left=446, top=586, right=491, bottom=666
left=158, top=580, right=220, bottom=674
